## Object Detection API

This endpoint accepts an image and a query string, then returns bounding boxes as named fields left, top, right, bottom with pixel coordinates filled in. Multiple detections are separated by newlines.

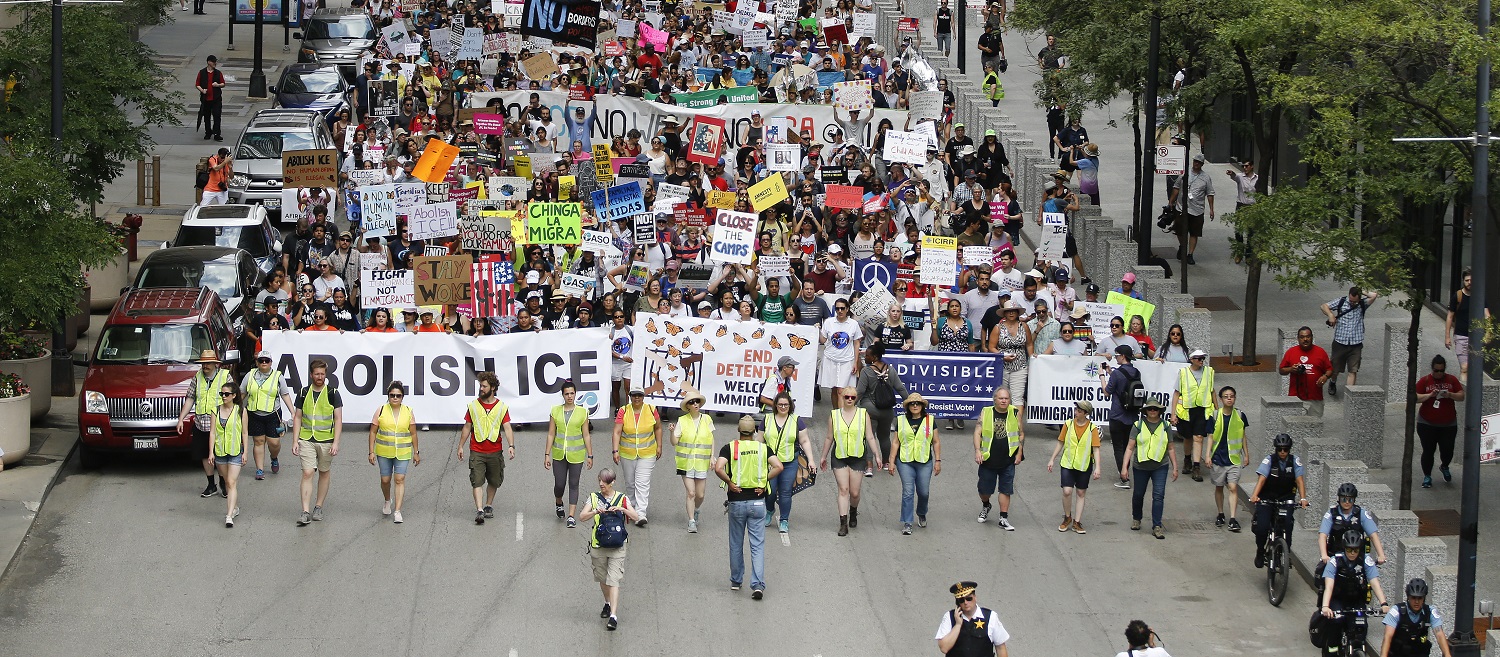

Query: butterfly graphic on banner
left=471, top=259, right=515, bottom=319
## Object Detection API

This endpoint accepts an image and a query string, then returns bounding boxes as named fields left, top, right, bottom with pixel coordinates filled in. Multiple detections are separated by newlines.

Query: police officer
left=1319, top=482, right=1388, bottom=571
left=1380, top=578, right=1453, bottom=657
left=935, top=581, right=1011, bottom=657
left=1320, top=529, right=1390, bottom=652
left=1248, top=433, right=1309, bottom=567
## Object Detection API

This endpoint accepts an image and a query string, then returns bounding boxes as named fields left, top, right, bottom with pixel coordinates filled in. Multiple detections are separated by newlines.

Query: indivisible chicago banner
left=627, top=316, right=819, bottom=417
left=262, top=328, right=613, bottom=424
left=885, top=352, right=1005, bottom=419
left=1025, top=355, right=1188, bottom=425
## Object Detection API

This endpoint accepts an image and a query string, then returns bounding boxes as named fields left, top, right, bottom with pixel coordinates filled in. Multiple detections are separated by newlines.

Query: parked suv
left=226, top=109, right=336, bottom=218
left=167, top=204, right=283, bottom=275
left=294, top=8, right=376, bottom=81
left=130, top=246, right=263, bottom=332
left=78, top=288, right=238, bottom=467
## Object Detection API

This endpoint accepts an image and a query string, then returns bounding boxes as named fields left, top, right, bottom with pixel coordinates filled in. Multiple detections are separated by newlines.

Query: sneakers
left=1131, top=519, right=1141, bottom=531
left=475, top=510, right=486, bottom=525
left=556, top=504, right=565, bottom=519
left=483, top=505, right=494, bottom=519
left=382, top=500, right=393, bottom=516
left=916, top=515, right=926, bottom=528
left=1072, top=521, right=1086, bottom=534
left=688, top=519, right=698, bottom=533
left=1422, top=476, right=1433, bottom=488
left=1058, top=515, right=1072, bottom=532
left=393, top=511, right=404, bottom=524
left=730, top=582, right=742, bottom=591
left=998, top=517, right=1015, bottom=531
left=225, top=508, right=239, bottom=528
left=311, top=506, right=323, bottom=521
left=977, top=503, right=992, bottom=523
left=200, top=482, right=219, bottom=498
left=751, top=588, right=764, bottom=600
left=270, top=458, right=280, bottom=474
left=297, top=511, right=312, bottom=526
left=567, top=516, right=576, bottom=528
left=778, top=519, right=789, bottom=534
left=1215, top=513, right=1226, bottom=528
left=1153, top=526, right=1165, bottom=539
left=1114, top=480, right=1131, bottom=489
left=254, top=469, right=264, bottom=480
left=902, top=523, right=913, bottom=535
left=1255, top=552, right=1266, bottom=568
left=1228, top=518, right=1242, bottom=533
left=606, top=616, right=618, bottom=631
left=863, top=467, right=873, bottom=477
left=600, top=603, right=611, bottom=619
left=1441, top=466, right=1453, bottom=482
left=636, top=517, right=649, bottom=528
left=1328, top=380, right=1338, bottom=397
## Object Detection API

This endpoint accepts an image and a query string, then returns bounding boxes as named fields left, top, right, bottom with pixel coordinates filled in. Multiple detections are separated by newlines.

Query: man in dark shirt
left=944, top=124, right=974, bottom=164
left=542, top=293, right=578, bottom=330
left=194, top=55, right=227, bottom=141
left=354, top=61, right=377, bottom=119
left=1037, top=34, right=1063, bottom=71
left=935, top=0, right=953, bottom=57
left=792, top=280, right=830, bottom=326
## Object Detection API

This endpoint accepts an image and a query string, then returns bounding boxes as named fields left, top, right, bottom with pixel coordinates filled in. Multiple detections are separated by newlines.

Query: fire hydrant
left=122, top=213, right=143, bottom=262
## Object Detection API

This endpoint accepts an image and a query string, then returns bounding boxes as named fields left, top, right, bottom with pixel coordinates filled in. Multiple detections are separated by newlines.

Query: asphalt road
left=0, top=419, right=1316, bottom=656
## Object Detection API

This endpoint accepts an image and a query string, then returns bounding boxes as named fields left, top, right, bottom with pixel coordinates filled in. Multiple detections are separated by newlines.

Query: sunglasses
left=256, top=357, right=272, bottom=364
left=389, top=393, right=404, bottom=398
left=1191, top=356, right=1206, bottom=361
left=1276, top=447, right=1291, bottom=452
left=959, top=595, right=974, bottom=602
left=843, top=395, right=857, bottom=400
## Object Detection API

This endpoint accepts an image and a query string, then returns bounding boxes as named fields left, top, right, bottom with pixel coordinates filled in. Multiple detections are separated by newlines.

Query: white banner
left=1024, top=355, right=1188, bottom=425
left=262, top=328, right=614, bottom=424
left=883, top=130, right=929, bottom=165
left=628, top=316, right=818, bottom=417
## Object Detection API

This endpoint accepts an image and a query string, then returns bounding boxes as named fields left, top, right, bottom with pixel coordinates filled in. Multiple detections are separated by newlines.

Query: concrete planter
left=0, top=350, right=51, bottom=421
left=85, top=250, right=129, bottom=312
left=0, top=393, right=30, bottom=465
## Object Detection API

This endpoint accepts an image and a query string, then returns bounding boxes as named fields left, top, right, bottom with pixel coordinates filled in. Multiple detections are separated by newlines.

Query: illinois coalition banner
left=627, top=316, right=819, bottom=417
left=1025, top=355, right=1188, bottom=425
left=884, top=352, right=1006, bottom=419
left=262, top=328, right=613, bottom=424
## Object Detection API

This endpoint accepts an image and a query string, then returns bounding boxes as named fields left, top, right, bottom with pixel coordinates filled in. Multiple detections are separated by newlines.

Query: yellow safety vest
left=468, top=399, right=510, bottom=445
left=896, top=414, right=934, bottom=463
left=244, top=370, right=282, bottom=414
left=1177, top=366, right=1215, bottom=408
left=374, top=404, right=414, bottom=459
left=832, top=408, right=868, bottom=459
left=550, top=405, right=588, bottom=463
left=193, top=368, right=230, bottom=415
left=1209, top=408, right=1247, bottom=466
left=1134, top=420, right=1170, bottom=463
left=1059, top=420, right=1096, bottom=471
left=618, top=404, right=659, bottom=459
left=298, top=386, right=337, bottom=442
left=978, top=405, right=1022, bottom=460
left=590, top=491, right=627, bottom=549
left=763, top=414, right=800, bottom=463
left=212, top=407, right=244, bottom=457
left=675, top=414, right=715, bottom=471
left=729, top=440, right=769, bottom=489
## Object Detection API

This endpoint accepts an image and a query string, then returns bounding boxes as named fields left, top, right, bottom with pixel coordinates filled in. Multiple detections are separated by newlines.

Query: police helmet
left=1406, top=578, right=1429, bottom=598
left=1272, top=433, right=1293, bottom=450
left=1337, top=482, right=1359, bottom=499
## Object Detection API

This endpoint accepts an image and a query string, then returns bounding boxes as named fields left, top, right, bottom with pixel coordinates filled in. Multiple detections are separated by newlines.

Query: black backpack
left=1121, top=366, right=1146, bottom=413
left=593, top=492, right=628, bottom=548
left=871, top=375, right=897, bottom=408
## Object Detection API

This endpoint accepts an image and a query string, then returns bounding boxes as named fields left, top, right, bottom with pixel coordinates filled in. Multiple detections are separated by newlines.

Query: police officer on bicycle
left=1319, top=483, right=1388, bottom=571
left=1320, top=529, right=1391, bottom=653
left=1380, top=578, right=1453, bottom=657
left=1248, top=433, right=1309, bottom=567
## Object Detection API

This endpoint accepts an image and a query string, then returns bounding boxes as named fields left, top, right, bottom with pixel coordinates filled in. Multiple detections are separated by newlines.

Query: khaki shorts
left=591, top=544, right=627, bottom=586
left=1210, top=463, right=1242, bottom=487
left=469, top=450, right=506, bottom=488
left=298, top=440, right=334, bottom=473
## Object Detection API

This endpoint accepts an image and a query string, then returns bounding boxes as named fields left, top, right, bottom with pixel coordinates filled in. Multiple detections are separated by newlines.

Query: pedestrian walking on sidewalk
left=820, top=387, right=881, bottom=536
left=1168, top=349, right=1216, bottom=481
left=934, top=0, right=953, bottom=58
left=1415, top=355, right=1463, bottom=488
left=761, top=392, right=813, bottom=534
left=973, top=389, right=1023, bottom=531
left=547, top=381, right=594, bottom=529
left=179, top=349, right=231, bottom=499
left=1121, top=400, right=1179, bottom=539
left=241, top=350, right=294, bottom=481
left=1279, top=326, right=1333, bottom=416
left=672, top=391, right=715, bottom=533
left=578, top=468, right=640, bottom=631
left=367, top=381, right=419, bottom=524
left=888, top=393, right=939, bottom=534
left=714, top=416, right=782, bottom=599
left=1047, top=400, right=1100, bottom=534
left=1169, top=153, right=1214, bottom=265
left=292, top=359, right=343, bottom=526
left=1445, top=269, right=1488, bottom=377
left=1206, top=386, right=1250, bottom=530
left=209, top=381, right=248, bottom=528
left=459, top=372, right=514, bottom=525
left=612, top=387, right=661, bottom=526
left=935, top=581, right=1012, bottom=657
left=1320, top=286, right=1378, bottom=396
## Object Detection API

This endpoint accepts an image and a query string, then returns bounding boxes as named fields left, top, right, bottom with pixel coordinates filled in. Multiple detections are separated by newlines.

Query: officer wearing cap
left=758, top=356, right=799, bottom=413
left=935, top=581, right=1011, bottom=656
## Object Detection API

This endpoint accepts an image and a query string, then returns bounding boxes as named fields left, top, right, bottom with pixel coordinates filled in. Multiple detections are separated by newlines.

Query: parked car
left=270, top=63, right=350, bottom=122
left=130, top=246, right=263, bottom=332
left=77, top=287, right=238, bottom=467
left=294, top=8, right=376, bottom=81
left=226, top=108, right=336, bottom=218
left=167, top=204, right=283, bottom=276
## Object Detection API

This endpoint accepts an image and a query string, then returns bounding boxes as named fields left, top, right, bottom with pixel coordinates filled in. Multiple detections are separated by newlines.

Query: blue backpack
left=593, top=492, right=628, bottom=548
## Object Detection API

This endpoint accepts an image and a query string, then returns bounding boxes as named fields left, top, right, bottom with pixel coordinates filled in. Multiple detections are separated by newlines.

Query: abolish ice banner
left=262, top=328, right=613, bottom=424
left=885, top=352, right=1006, bottom=419
left=627, top=316, right=818, bottom=417
left=1025, top=355, right=1188, bottom=425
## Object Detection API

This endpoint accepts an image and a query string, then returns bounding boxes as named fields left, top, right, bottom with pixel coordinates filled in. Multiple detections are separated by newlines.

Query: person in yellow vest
left=547, top=381, right=594, bottom=529
left=459, top=372, right=515, bottom=526
left=1120, top=400, right=1180, bottom=539
left=209, top=381, right=249, bottom=528
left=761, top=391, right=813, bottom=534
left=670, top=391, right=715, bottom=533
left=1046, top=400, right=1102, bottom=535
left=1168, top=348, right=1217, bottom=482
left=1206, top=386, right=1251, bottom=531
left=177, top=349, right=232, bottom=499
left=887, top=393, right=941, bottom=535
left=241, top=350, right=295, bottom=481
left=291, top=359, right=344, bottom=526
left=714, top=415, right=784, bottom=599
left=972, top=388, right=1024, bottom=531
left=577, top=468, right=642, bottom=631
left=612, top=386, right=661, bottom=527
left=819, top=386, right=883, bottom=536
left=367, top=381, right=420, bottom=524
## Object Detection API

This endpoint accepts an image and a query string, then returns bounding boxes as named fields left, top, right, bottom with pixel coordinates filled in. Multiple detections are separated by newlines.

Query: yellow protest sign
left=706, top=189, right=738, bottom=209
left=748, top=174, right=789, bottom=212
left=1107, top=291, right=1156, bottom=330
left=592, top=144, right=614, bottom=184
left=515, top=154, right=531, bottom=179
left=559, top=175, right=576, bottom=200
left=511, top=214, right=527, bottom=245
left=465, top=180, right=487, bottom=200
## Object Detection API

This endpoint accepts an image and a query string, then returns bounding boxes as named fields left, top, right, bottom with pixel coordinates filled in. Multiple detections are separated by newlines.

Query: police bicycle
left=1257, top=499, right=1299, bottom=606
left=1322, top=605, right=1387, bottom=657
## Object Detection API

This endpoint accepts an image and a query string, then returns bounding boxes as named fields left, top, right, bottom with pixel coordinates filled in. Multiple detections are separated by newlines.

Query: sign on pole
left=1155, top=144, right=1187, bottom=176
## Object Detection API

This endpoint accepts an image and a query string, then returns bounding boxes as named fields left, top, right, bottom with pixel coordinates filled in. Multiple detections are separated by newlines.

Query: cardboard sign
left=766, top=143, right=800, bottom=172
left=678, top=263, right=715, bottom=289
left=591, top=181, right=646, bottom=223
left=1039, top=212, right=1068, bottom=260
left=883, top=130, right=929, bottom=165
left=412, top=139, right=460, bottom=184
left=526, top=202, right=583, bottom=244
left=521, top=52, right=558, bottom=80
left=361, top=269, right=415, bottom=309
left=920, top=235, right=957, bottom=286
left=687, top=115, right=727, bottom=165
left=360, top=184, right=398, bottom=238
left=282, top=149, right=339, bottom=188
left=748, top=174, right=789, bottom=212
left=711, top=210, right=757, bottom=264
left=909, top=90, right=943, bottom=121
left=963, top=246, right=994, bottom=266
left=706, top=189, right=738, bottom=209
left=657, top=182, right=691, bottom=201
left=825, top=185, right=864, bottom=210
left=412, top=254, right=474, bottom=305
left=758, top=255, right=791, bottom=277
left=408, top=202, right=460, bottom=241
left=459, top=211, right=513, bottom=251
left=833, top=80, right=874, bottom=111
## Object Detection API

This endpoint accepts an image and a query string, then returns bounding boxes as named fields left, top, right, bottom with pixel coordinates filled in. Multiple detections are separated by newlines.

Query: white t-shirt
left=995, top=267, right=1025, bottom=293
left=821, top=317, right=864, bottom=363
left=1115, top=648, right=1171, bottom=657
left=934, top=608, right=1009, bottom=646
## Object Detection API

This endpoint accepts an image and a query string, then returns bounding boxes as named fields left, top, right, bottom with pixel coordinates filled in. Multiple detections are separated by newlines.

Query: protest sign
left=638, top=22, right=667, bottom=52
left=675, top=203, right=710, bottom=227
left=519, top=0, right=600, bottom=48
left=678, top=263, right=715, bottom=289
left=632, top=214, right=657, bottom=244
left=592, top=145, right=614, bottom=183
left=758, top=255, right=791, bottom=278
left=657, top=182, right=691, bottom=201
left=1038, top=212, right=1068, bottom=260
left=521, top=52, right=558, bottom=80
left=412, top=254, right=474, bottom=305
left=687, top=116, right=727, bottom=165
left=823, top=22, right=848, bottom=46
left=393, top=182, right=425, bottom=211
left=526, top=202, right=583, bottom=244
left=408, top=202, right=459, bottom=241
left=706, top=189, right=737, bottom=209
left=360, top=252, right=387, bottom=271
left=1025, top=355, right=1187, bottom=424
left=361, top=269, right=415, bottom=309
left=360, top=184, right=398, bottom=238
left=743, top=29, right=768, bottom=49
left=412, top=139, right=460, bottom=183
left=898, top=17, right=919, bottom=32
left=623, top=261, right=650, bottom=291
left=766, top=143, right=800, bottom=172
left=833, top=80, right=874, bottom=111
left=1079, top=301, right=1124, bottom=338
left=426, top=182, right=451, bottom=203
left=820, top=166, right=849, bottom=184
left=852, top=12, right=875, bottom=37
left=825, top=184, right=864, bottom=209
left=580, top=229, right=619, bottom=255
left=710, top=210, right=756, bottom=264
left=920, top=235, right=958, bottom=286
left=473, top=113, right=505, bottom=134
left=560, top=272, right=597, bottom=299
left=1106, top=292, right=1156, bottom=330
left=347, top=169, right=384, bottom=186
left=488, top=176, right=527, bottom=200
left=908, top=90, right=943, bottom=121
left=884, top=352, right=1005, bottom=418
left=854, top=258, right=897, bottom=292
left=882, top=130, right=928, bottom=165
left=590, top=181, right=645, bottom=223
left=849, top=283, right=895, bottom=326
left=459, top=211, right=512, bottom=251
left=628, top=316, right=817, bottom=416
left=281, top=149, right=338, bottom=188
left=748, top=174, right=789, bottom=212
left=963, top=246, right=993, bottom=266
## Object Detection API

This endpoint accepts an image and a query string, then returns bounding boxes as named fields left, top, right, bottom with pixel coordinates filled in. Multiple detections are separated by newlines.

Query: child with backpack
left=578, top=469, right=641, bottom=631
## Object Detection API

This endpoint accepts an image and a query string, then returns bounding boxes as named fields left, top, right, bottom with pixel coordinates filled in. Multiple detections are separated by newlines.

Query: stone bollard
left=1106, top=237, right=1138, bottom=297
left=1130, top=265, right=1167, bottom=311
left=1424, top=565, right=1459, bottom=644
left=1177, top=308, right=1212, bottom=362
left=1342, top=385, right=1387, bottom=467
left=1260, top=396, right=1307, bottom=456
left=1383, top=322, right=1423, bottom=404
left=1290, top=419, right=1332, bottom=529
left=1376, top=509, right=1420, bottom=546
left=1092, top=228, right=1127, bottom=284
left=1393, top=537, right=1448, bottom=601
left=1277, top=327, right=1300, bottom=396
left=1081, top=217, right=1112, bottom=269
left=1359, top=483, right=1394, bottom=515
left=1319, top=461, right=1370, bottom=520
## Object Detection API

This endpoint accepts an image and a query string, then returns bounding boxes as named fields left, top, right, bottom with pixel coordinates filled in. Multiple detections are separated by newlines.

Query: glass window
left=306, top=16, right=376, bottom=39
left=94, top=324, right=213, bottom=364
left=137, top=263, right=240, bottom=300
left=278, top=69, right=345, bottom=94
left=237, top=131, right=317, bottom=159
left=173, top=226, right=269, bottom=257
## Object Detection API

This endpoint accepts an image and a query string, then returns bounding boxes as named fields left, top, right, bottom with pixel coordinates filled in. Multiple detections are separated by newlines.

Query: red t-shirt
left=304, top=325, right=339, bottom=332
left=1279, top=345, right=1332, bottom=401
left=464, top=398, right=511, bottom=453
left=1416, top=374, right=1462, bottom=425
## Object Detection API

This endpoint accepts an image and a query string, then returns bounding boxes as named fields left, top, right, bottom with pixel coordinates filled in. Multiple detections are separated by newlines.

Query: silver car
left=226, top=109, right=336, bottom=222
left=167, top=204, right=284, bottom=275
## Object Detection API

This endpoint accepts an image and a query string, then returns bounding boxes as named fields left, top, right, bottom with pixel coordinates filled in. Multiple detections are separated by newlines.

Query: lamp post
left=247, top=0, right=267, bottom=98
left=1137, top=12, right=1160, bottom=263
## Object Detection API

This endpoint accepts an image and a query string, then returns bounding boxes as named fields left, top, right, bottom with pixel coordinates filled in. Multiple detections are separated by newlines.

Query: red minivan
left=77, top=288, right=239, bottom=467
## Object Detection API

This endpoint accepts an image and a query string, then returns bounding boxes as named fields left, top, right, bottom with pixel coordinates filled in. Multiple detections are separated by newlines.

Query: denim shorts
left=977, top=462, right=1016, bottom=496
left=378, top=455, right=411, bottom=477
left=213, top=453, right=245, bottom=466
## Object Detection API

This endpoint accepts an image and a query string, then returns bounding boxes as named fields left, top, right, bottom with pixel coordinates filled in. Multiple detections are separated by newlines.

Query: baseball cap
left=525, top=270, right=541, bottom=284
left=1122, top=272, right=1137, bottom=284
left=1192, top=153, right=1206, bottom=163
left=828, top=243, right=843, bottom=254
left=255, top=350, right=271, bottom=359
left=697, top=300, right=713, bottom=310
left=777, top=356, right=799, bottom=368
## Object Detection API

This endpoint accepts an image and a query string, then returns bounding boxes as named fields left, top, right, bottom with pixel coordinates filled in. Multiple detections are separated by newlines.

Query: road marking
left=516, top=511, right=524, bottom=541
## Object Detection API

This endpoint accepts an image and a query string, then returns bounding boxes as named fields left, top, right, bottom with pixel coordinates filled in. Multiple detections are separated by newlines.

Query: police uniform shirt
left=1383, top=605, right=1443, bottom=632
left=1319, top=507, right=1379, bottom=536
left=1254, top=453, right=1305, bottom=479
left=934, top=608, right=1010, bottom=646
left=1321, top=554, right=1380, bottom=581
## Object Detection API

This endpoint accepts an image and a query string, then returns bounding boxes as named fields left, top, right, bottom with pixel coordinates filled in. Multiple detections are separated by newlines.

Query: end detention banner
left=628, top=316, right=818, bottom=417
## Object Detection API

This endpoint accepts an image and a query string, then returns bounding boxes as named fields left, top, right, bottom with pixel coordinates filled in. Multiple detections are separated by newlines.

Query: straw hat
left=903, top=393, right=927, bottom=409
left=196, top=349, right=221, bottom=363
left=680, top=392, right=707, bottom=412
